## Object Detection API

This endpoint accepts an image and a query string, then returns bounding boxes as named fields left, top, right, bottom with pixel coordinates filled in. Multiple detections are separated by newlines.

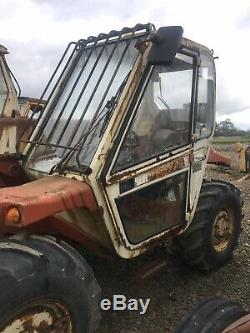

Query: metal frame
left=193, top=50, right=216, bottom=141
left=19, top=41, right=77, bottom=151
left=115, top=170, right=189, bottom=245
left=103, top=49, right=198, bottom=177
left=0, top=57, right=10, bottom=115
left=22, top=24, right=153, bottom=170
left=100, top=48, right=197, bottom=225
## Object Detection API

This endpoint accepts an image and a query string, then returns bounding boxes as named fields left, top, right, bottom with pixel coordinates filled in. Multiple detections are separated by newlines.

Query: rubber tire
left=0, top=176, right=5, bottom=188
left=0, top=235, right=101, bottom=333
left=174, top=180, right=242, bottom=270
left=172, top=297, right=247, bottom=333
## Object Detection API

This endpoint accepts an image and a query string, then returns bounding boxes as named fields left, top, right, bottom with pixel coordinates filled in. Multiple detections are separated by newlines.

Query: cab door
left=102, top=51, right=199, bottom=250
left=189, top=52, right=216, bottom=213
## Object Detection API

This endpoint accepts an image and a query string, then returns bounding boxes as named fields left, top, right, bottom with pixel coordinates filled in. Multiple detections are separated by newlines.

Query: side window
left=113, top=53, right=194, bottom=172
left=195, top=53, right=215, bottom=139
left=116, top=172, right=188, bottom=244
left=0, top=65, right=8, bottom=114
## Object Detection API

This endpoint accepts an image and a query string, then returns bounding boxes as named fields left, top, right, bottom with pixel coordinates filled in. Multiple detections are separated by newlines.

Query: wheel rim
left=1, top=300, right=73, bottom=333
left=212, top=209, right=234, bottom=253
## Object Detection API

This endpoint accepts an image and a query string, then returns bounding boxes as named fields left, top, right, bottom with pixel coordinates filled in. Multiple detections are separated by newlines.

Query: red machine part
left=0, top=175, right=98, bottom=226
left=208, top=147, right=231, bottom=167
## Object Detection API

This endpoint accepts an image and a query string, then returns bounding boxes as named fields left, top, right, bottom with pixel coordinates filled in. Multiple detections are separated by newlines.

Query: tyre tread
left=174, top=179, right=242, bottom=270
left=0, top=235, right=101, bottom=332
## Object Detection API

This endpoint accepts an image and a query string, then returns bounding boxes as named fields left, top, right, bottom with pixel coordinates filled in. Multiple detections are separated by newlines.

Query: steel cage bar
left=23, top=24, right=153, bottom=173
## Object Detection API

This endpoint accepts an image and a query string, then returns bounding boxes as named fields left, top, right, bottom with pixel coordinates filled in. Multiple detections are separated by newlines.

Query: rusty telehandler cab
left=0, top=24, right=242, bottom=332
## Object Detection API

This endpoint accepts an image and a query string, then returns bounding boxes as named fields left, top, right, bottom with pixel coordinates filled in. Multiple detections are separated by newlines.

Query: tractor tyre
left=0, top=176, right=5, bottom=188
left=172, top=297, right=247, bottom=333
left=0, top=235, right=101, bottom=333
left=174, top=180, right=242, bottom=270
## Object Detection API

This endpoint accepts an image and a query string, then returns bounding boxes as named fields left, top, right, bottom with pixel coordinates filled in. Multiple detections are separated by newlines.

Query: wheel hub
left=1, top=301, right=73, bottom=333
left=212, top=209, right=234, bottom=253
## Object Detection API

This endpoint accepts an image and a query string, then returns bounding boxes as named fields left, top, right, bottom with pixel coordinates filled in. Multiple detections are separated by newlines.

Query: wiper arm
left=50, top=98, right=115, bottom=175
left=82, top=69, right=131, bottom=144
left=63, top=164, right=92, bottom=175
left=52, top=71, right=131, bottom=174
left=98, top=96, right=119, bottom=138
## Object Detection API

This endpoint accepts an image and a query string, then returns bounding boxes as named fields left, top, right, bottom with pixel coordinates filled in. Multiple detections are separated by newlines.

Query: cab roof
left=181, top=37, right=213, bottom=55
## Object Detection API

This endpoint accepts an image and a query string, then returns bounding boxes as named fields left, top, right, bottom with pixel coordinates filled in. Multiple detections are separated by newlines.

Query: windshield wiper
left=53, top=163, right=92, bottom=175
left=79, top=69, right=131, bottom=150
left=51, top=71, right=131, bottom=175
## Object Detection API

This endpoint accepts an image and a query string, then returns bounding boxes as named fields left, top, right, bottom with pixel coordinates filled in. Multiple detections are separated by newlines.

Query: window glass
left=0, top=65, right=8, bottom=114
left=113, top=53, right=194, bottom=172
left=116, top=172, right=187, bottom=244
left=195, top=53, right=215, bottom=138
left=28, top=38, right=140, bottom=173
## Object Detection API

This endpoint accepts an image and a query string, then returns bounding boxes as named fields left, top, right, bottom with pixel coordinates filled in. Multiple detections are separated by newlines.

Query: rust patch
left=0, top=175, right=98, bottom=227
left=2, top=215, right=115, bottom=259
left=108, top=157, right=185, bottom=185
left=108, top=168, right=137, bottom=184
left=134, top=224, right=183, bottom=253
left=3, top=301, right=73, bottom=333
left=148, top=157, right=185, bottom=181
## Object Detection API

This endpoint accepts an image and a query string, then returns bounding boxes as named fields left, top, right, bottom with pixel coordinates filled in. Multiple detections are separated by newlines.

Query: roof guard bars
left=18, top=41, right=77, bottom=146
left=20, top=23, right=154, bottom=159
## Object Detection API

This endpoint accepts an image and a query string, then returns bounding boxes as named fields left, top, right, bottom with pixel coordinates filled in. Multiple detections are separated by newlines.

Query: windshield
left=26, top=26, right=150, bottom=174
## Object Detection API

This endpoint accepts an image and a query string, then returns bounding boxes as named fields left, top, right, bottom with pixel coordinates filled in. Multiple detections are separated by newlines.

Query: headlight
left=5, top=207, right=21, bottom=224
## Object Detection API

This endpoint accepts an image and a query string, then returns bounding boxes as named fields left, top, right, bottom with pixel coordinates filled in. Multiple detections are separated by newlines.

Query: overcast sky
left=1, top=0, right=250, bottom=129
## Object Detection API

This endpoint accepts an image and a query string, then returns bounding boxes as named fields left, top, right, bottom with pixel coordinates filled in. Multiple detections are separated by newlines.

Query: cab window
left=113, top=53, right=194, bottom=172
left=195, top=53, right=215, bottom=138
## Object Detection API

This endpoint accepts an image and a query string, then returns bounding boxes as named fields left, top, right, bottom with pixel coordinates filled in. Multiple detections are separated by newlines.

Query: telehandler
left=0, top=24, right=242, bottom=332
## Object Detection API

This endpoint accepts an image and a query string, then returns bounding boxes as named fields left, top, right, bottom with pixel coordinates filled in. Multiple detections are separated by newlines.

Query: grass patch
left=213, top=136, right=250, bottom=145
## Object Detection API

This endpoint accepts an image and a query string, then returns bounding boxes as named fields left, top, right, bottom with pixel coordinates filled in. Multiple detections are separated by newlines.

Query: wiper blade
left=82, top=69, right=131, bottom=144
left=50, top=160, right=92, bottom=175
left=98, top=96, right=118, bottom=138
left=54, top=71, right=131, bottom=172
left=63, top=164, right=92, bottom=175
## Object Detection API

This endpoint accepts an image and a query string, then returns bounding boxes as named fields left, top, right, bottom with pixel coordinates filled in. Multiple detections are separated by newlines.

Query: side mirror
left=148, top=26, right=183, bottom=65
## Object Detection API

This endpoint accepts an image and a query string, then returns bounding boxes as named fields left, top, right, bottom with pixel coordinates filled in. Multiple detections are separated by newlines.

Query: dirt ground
left=88, top=156, right=250, bottom=333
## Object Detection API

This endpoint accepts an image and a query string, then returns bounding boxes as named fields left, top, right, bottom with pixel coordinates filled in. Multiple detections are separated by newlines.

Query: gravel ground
left=87, top=165, right=250, bottom=333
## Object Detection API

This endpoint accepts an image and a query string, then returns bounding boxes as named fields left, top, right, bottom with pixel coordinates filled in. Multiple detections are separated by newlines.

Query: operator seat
left=152, top=110, right=176, bottom=152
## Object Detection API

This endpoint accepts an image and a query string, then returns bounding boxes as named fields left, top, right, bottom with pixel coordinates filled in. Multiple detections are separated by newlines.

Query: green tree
left=215, top=118, right=240, bottom=136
